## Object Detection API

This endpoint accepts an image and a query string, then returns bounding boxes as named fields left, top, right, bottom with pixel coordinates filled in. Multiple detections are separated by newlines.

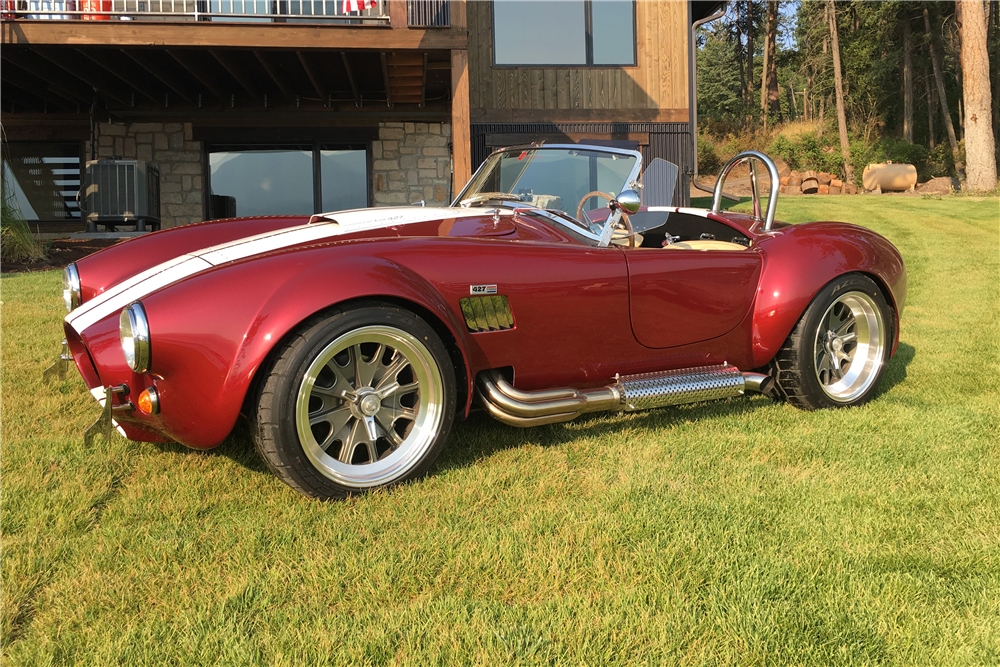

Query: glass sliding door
left=208, top=143, right=368, bottom=219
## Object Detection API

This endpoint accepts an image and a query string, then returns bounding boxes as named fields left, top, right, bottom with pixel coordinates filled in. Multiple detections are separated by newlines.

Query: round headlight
left=120, top=302, right=151, bottom=373
left=62, top=264, right=81, bottom=312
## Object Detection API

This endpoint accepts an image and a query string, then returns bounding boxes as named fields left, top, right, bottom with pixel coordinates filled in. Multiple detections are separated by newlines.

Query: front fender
left=750, top=222, right=907, bottom=368
left=138, top=241, right=473, bottom=449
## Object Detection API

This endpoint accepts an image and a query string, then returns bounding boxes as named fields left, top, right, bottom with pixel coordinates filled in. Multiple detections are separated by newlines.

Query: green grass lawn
left=2, top=196, right=998, bottom=666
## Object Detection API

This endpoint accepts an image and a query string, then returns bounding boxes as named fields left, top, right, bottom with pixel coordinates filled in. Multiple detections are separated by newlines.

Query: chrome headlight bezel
left=119, top=302, right=151, bottom=373
left=62, top=264, right=81, bottom=312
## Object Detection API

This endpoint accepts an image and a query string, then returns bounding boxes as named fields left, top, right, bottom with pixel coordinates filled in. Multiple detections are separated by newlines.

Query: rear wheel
left=253, top=304, right=456, bottom=499
left=770, top=274, right=893, bottom=410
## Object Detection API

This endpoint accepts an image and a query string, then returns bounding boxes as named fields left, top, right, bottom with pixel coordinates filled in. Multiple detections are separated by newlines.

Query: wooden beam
left=420, top=52, right=428, bottom=107
left=340, top=52, right=361, bottom=107
left=123, top=50, right=196, bottom=105
left=387, top=53, right=424, bottom=66
left=470, top=108, right=691, bottom=124
left=2, top=21, right=467, bottom=50
left=388, top=0, right=406, bottom=28
left=381, top=52, right=392, bottom=108
left=34, top=48, right=132, bottom=105
left=451, top=48, right=470, bottom=191
left=167, top=50, right=226, bottom=101
left=212, top=50, right=263, bottom=103
left=1, top=62, right=80, bottom=107
left=2, top=79, right=70, bottom=111
left=1, top=57, right=92, bottom=108
left=296, top=51, right=326, bottom=101
left=254, top=50, right=296, bottom=99
left=484, top=133, right=651, bottom=147
left=79, top=49, right=162, bottom=105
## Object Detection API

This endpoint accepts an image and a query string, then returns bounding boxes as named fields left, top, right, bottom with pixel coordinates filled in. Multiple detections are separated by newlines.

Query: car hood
left=66, top=206, right=513, bottom=333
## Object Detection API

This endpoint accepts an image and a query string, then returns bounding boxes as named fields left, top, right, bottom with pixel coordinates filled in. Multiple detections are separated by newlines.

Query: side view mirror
left=615, top=189, right=641, bottom=214
left=597, top=189, right=642, bottom=247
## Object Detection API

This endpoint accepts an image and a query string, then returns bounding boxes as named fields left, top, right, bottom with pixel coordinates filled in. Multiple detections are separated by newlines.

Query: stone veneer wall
left=87, top=122, right=204, bottom=228
left=372, top=122, right=452, bottom=207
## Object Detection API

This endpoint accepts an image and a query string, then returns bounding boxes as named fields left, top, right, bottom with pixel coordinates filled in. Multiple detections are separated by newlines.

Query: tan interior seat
left=662, top=239, right=748, bottom=251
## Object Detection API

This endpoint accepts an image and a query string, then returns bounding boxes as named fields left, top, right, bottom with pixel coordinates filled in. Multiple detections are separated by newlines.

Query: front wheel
left=252, top=304, right=456, bottom=499
left=770, top=274, right=894, bottom=410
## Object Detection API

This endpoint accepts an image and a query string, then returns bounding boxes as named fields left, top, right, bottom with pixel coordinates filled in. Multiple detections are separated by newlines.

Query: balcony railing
left=1, top=0, right=388, bottom=22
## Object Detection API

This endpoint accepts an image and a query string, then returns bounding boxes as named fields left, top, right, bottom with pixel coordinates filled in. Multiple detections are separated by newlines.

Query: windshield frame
left=452, top=144, right=644, bottom=243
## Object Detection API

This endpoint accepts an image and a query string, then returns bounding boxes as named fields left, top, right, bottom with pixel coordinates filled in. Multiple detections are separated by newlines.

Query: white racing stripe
left=64, top=206, right=499, bottom=334
left=67, top=256, right=214, bottom=332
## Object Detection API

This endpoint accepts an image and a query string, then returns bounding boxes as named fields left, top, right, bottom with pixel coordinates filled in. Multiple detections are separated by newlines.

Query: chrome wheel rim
left=296, top=325, right=443, bottom=488
left=814, top=291, right=886, bottom=403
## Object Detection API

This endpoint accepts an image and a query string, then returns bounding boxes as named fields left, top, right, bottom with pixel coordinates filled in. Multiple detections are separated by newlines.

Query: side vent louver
left=460, top=295, right=514, bottom=333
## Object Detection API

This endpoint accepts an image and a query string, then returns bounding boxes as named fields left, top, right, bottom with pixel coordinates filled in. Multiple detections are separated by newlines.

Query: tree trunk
left=736, top=1, right=746, bottom=104
left=927, top=69, right=936, bottom=148
left=818, top=95, right=825, bottom=138
left=766, top=0, right=780, bottom=119
left=960, top=0, right=997, bottom=190
left=924, top=5, right=964, bottom=178
left=760, top=3, right=768, bottom=125
left=956, top=1, right=965, bottom=141
left=746, top=1, right=754, bottom=110
left=903, top=16, right=914, bottom=142
left=827, top=0, right=853, bottom=183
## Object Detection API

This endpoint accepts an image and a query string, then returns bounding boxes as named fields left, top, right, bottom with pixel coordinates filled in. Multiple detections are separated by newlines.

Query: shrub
left=698, top=134, right=721, bottom=175
left=1, top=182, right=46, bottom=264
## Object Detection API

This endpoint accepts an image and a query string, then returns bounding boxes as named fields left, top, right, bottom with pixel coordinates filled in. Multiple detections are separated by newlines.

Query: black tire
left=252, top=303, right=456, bottom=499
left=769, top=273, right=894, bottom=411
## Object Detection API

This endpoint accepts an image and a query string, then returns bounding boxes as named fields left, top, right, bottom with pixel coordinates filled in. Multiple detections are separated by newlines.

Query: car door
left=625, top=247, right=762, bottom=349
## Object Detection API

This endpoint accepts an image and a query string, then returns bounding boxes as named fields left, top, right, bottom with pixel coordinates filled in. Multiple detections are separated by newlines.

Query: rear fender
left=751, top=222, right=906, bottom=368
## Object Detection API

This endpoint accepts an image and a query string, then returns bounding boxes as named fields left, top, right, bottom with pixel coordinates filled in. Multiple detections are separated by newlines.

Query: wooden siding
left=467, top=0, right=689, bottom=122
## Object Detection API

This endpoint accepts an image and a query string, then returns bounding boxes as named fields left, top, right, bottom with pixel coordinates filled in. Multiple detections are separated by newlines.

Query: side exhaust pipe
left=477, top=365, right=773, bottom=428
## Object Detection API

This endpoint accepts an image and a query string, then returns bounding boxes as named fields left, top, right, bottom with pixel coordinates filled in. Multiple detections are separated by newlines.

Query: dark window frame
left=491, top=0, right=637, bottom=68
left=204, top=141, right=371, bottom=220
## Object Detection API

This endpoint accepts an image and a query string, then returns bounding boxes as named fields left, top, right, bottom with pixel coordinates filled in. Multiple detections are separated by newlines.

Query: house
left=1, top=0, right=723, bottom=234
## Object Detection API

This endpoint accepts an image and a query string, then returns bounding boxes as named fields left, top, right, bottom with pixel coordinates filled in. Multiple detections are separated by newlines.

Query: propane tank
left=862, top=162, right=917, bottom=192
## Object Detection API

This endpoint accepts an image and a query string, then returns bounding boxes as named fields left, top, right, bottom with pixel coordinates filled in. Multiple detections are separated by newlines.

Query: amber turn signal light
left=137, top=387, right=159, bottom=415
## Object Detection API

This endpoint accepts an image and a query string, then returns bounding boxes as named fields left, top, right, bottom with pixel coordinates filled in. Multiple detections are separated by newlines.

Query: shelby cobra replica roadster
left=55, top=146, right=906, bottom=499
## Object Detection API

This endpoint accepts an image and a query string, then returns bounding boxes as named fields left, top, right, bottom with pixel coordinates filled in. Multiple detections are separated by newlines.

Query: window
left=2, top=142, right=83, bottom=224
left=492, top=0, right=635, bottom=67
left=207, top=144, right=367, bottom=219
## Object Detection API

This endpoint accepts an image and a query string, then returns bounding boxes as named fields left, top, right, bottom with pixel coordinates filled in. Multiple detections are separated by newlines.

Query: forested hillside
left=697, top=0, right=999, bottom=192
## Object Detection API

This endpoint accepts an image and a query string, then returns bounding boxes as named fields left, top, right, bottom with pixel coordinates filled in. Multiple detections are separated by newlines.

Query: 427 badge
left=469, top=284, right=498, bottom=295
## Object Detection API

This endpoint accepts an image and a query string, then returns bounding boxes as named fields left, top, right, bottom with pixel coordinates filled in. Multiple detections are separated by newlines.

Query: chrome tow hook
left=84, top=384, right=133, bottom=447
left=42, top=339, right=73, bottom=383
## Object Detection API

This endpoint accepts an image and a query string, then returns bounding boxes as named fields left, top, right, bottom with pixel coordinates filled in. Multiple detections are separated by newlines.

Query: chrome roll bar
left=711, top=150, right=780, bottom=231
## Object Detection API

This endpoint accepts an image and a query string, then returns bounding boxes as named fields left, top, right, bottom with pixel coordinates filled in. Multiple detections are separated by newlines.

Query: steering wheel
left=576, top=191, right=636, bottom=248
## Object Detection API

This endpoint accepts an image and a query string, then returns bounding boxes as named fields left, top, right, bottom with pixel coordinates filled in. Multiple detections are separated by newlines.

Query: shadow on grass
left=158, top=342, right=915, bottom=483
left=689, top=195, right=756, bottom=210
left=878, top=341, right=914, bottom=399
left=434, top=394, right=772, bottom=474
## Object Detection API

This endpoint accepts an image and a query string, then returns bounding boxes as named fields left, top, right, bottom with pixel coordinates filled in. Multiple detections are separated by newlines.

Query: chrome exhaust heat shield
left=478, top=365, right=772, bottom=427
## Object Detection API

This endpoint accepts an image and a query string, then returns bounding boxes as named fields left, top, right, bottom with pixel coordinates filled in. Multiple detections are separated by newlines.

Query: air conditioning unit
left=84, top=159, right=161, bottom=232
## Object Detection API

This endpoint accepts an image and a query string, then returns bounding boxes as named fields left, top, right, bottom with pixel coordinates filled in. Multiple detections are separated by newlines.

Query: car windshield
left=456, top=146, right=641, bottom=234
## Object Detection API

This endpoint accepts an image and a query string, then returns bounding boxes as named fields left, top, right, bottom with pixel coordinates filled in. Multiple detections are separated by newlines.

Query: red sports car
left=55, top=146, right=906, bottom=499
